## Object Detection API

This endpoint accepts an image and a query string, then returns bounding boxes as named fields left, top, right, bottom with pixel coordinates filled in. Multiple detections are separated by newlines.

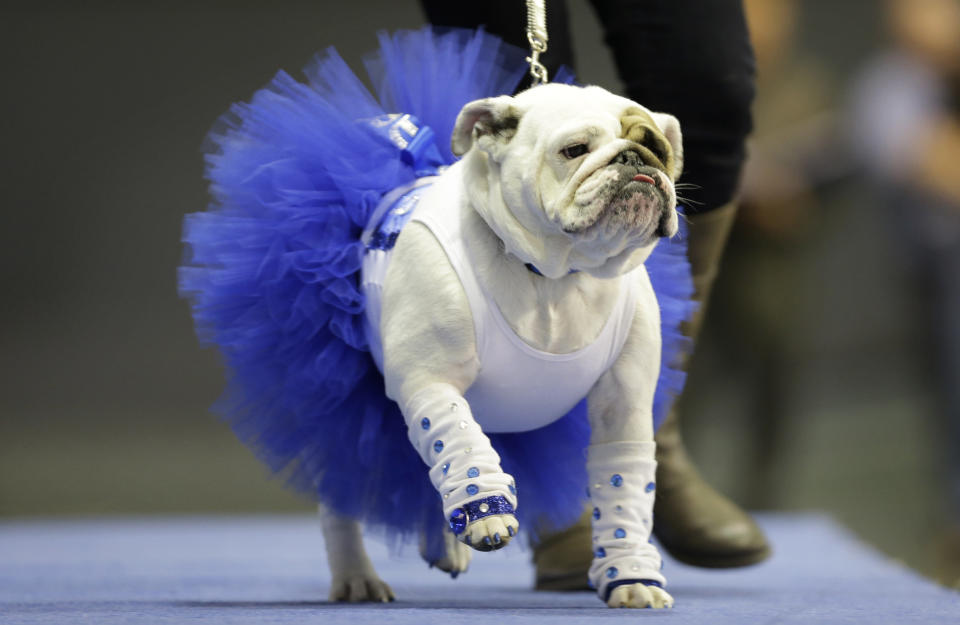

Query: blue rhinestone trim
left=366, top=189, right=422, bottom=251
left=603, top=579, right=664, bottom=602
left=448, top=508, right=467, bottom=535
left=448, top=495, right=515, bottom=535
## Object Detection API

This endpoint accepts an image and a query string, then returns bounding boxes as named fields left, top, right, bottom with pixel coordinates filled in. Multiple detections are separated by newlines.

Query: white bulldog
left=321, top=83, right=684, bottom=609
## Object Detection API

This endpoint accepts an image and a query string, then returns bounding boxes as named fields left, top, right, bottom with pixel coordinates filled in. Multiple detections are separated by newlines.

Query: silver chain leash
left=525, top=0, right=549, bottom=85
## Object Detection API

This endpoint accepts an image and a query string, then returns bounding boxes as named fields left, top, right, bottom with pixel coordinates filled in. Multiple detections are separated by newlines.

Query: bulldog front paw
left=329, top=573, right=395, bottom=603
left=447, top=493, right=518, bottom=551
left=461, top=513, right=519, bottom=552
left=606, top=583, right=673, bottom=609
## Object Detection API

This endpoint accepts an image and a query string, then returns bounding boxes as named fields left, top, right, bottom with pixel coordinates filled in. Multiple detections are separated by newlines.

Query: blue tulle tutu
left=179, top=27, right=695, bottom=557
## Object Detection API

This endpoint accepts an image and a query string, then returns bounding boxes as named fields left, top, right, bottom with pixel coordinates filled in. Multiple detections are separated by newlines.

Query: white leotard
left=362, top=172, right=639, bottom=434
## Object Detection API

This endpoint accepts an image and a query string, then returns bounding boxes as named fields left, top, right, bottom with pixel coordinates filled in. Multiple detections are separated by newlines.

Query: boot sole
left=534, top=571, right=592, bottom=592
left=661, top=542, right=772, bottom=569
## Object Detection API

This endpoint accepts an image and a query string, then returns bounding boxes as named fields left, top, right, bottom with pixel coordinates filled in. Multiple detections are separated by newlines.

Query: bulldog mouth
left=562, top=161, right=673, bottom=238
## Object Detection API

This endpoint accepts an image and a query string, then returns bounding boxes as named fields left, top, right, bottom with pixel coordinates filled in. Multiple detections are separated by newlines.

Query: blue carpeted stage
left=1, top=514, right=956, bottom=624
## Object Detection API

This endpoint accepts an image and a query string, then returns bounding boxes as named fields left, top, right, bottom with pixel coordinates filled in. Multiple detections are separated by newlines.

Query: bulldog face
left=452, top=84, right=683, bottom=278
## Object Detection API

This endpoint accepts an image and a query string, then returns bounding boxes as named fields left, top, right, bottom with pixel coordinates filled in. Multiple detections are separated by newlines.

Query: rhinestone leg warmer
left=586, top=441, right=666, bottom=602
left=403, top=383, right=518, bottom=538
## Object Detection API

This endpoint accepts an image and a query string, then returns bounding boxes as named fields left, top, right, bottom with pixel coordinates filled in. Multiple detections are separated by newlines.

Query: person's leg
left=648, top=204, right=771, bottom=568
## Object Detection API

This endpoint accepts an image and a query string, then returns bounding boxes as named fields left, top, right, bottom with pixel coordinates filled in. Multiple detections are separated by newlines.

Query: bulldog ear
left=451, top=95, right=521, bottom=158
left=650, top=112, right=684, bottom=180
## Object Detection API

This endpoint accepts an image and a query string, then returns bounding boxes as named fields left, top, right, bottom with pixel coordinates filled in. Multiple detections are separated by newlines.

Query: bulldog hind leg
left=419, top=525, right=473, bottom=576
left=318, top=504, right=395, bottom=602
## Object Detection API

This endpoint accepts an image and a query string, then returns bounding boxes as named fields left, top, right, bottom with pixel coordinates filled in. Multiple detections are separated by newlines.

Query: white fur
left=320, top=84, right=683, bottom=608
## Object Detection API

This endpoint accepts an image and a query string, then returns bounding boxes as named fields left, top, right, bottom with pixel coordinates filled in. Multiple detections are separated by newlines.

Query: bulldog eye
left=642, top=136, right=669, bottom=166
left=560, top=143, right=589, bottom=159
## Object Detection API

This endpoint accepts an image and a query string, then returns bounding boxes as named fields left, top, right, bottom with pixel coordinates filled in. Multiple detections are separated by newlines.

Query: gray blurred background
left=2, top=0, right=959, bottom=588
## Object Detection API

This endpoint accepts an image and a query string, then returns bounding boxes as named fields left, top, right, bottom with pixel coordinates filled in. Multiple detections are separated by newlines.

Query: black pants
left=421, top=0, right=755, bottom=214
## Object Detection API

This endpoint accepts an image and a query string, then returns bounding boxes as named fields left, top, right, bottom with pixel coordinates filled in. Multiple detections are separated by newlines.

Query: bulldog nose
left=610, top=149, right=642, bottom=167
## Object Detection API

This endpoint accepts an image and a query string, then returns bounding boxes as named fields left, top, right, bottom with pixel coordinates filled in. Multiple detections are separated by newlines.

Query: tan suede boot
left=533, top=203, right=769, bottom=590
left=652, top=202, right=770, bottom=567
left=652, top=408, right=771, bottom=567
left=532, top=508, right=595, bottom=591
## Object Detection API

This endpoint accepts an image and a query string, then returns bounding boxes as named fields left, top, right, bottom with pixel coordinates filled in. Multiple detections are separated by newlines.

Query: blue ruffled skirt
left=179, top=27, right=695, bottom=557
